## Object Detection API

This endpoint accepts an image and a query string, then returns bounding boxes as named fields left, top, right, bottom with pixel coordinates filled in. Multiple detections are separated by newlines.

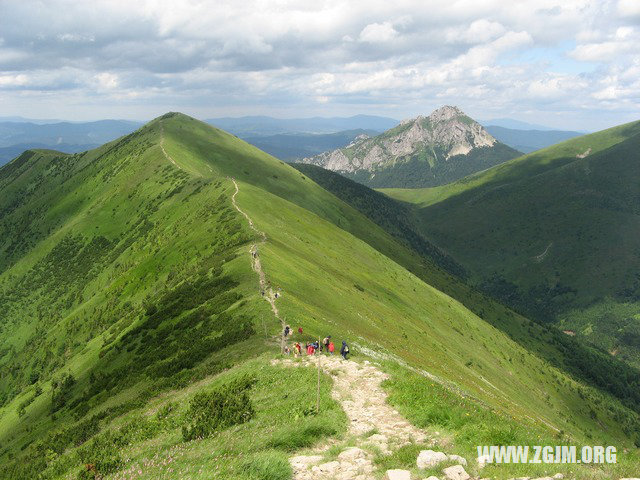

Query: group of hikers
left=283, top=325, right=350, bottom=360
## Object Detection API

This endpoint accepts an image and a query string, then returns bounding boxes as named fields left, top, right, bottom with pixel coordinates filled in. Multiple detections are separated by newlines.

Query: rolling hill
left=0, top=113, right=638, bottom=479
left=301, top=106, right=521, bottom=188
left=382, top=120, right=640, bottom=368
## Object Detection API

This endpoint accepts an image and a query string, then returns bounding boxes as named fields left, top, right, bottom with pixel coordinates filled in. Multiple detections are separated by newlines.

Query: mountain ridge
left=1, top=113, right=639, bottom=479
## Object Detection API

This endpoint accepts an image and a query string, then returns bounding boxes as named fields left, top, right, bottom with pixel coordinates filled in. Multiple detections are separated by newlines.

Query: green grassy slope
left=381, top=121, right=640, bottom=367
left=288, top=160, right=640, bottom=428
left=0, top=114, right=638, bottom=479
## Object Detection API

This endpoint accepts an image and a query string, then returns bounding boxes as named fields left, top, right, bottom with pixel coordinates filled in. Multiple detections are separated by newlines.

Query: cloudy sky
left=0, top=0, right=638, bottom=130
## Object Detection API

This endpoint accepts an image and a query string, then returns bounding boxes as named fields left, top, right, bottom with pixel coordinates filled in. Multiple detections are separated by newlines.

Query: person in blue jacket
left=340, top=341, right=350, bottom=360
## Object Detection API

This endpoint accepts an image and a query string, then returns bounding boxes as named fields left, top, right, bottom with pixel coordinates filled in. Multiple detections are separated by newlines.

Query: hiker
left=340, top=341, right=349, bottom=360
left=284, top=325, right=290, bottom=337
left=323, top=336, right=330, bottom=352
left=284, top=345, right=291, bottom=355
left=328, top=340, right=335, bottom=354
left=306, top=343, right=315, bottom=355
left=298, top=326, right=303, bottom=335
left=294, top=342, right=302, bottom=357
left=275, top=292, right=279, bottom=299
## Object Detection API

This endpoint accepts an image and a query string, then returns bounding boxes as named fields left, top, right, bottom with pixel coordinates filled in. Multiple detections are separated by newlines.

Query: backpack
left=344, top=345, right=349, bottom=353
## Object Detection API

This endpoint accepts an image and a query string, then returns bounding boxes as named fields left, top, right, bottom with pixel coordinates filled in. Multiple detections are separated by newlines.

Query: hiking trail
left=279, top=355, right=432, bottom=480
left=158, top=124, right=181, bottom=170
left=230, top=178, right=282, bottom=324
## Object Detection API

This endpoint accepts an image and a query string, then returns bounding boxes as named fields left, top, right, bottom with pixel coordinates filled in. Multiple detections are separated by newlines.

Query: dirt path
left=230, top=178, right=283, bottom=325
left=533, top=242, right=553, bottom=263
left=158, top=124, right=182, bottom=170
left=280, top=355, right=429, bottom=480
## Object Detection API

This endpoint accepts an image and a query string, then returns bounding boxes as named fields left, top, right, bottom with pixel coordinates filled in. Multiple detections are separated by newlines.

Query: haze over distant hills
left=206, top=114, right=398, bottom=137
left=485, top=125, right=583, bottom=153
left=480, top=117, right=562, bottom=131
left=0, top=120, right=142, bottom=165
left=0, top=113, right=589, bottom=168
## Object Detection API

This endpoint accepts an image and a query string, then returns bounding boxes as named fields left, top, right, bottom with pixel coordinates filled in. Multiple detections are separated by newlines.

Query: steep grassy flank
left=230, top=176, right=640, bottom=448
left=1, top=113, right=638, bottom=479
left=290, top=163, right=465, bottom=278
left=290, top=160, right=640, bottom=426
left=382, top=121, right=640, bottom=367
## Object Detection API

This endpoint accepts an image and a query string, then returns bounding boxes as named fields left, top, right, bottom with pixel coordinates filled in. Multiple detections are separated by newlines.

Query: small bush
left=51, top=373, right=76, bottom=413
left=182, top=375, right=257, bottom=441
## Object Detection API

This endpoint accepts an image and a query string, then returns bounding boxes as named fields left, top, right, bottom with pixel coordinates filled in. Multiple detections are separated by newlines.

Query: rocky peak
left=428, top=105, right=465, bottom=123
left=301, top=105, right=506, bottom=175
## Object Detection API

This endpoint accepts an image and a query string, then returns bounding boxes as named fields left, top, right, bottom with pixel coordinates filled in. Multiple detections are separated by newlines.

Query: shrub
left=51, top=373, right=76, bottom=413
left=182, top=375, right=257, bottom=441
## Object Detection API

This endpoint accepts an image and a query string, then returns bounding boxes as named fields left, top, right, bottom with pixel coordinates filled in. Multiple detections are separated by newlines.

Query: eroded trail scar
left=158, top=124, right=182, bottom=170
left=278, top=356, right=428, bottom=480
left=230, top=178, right=282, bottom=322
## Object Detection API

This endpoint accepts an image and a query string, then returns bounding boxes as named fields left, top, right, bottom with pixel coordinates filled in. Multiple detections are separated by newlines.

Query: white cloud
left=0, top=0, right=636, bottom=129
left=94, top=72, right=119, bottom=89
left=0, top=73, right=29, bottom=87
left=617, top=0, right=640, bottom=18
left=358, top=22, right=398, bottom=43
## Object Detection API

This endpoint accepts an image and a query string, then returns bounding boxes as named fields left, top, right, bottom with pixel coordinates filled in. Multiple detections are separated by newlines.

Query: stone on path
left=384, top=469, right=412, bottom=480
left=311, top=461, right=340, bottom=475
left=417, top=450, right=448, bottom=469
left=424, top=476, right=441, bottom=480
left=447, top=454, right=467, bottom=466
left=338, top=446, right=368, bottom=461
left=442, top=464, right=470, bottom=480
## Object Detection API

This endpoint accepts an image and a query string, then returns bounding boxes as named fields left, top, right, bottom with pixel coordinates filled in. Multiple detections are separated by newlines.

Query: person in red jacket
left=306, top=343, right=315, bottom=355
left=328, top=341, right=335, bottom=354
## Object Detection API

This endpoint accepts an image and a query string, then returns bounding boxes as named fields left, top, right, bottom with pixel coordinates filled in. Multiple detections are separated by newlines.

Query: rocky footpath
left=277, top=355, right=634, bottom=480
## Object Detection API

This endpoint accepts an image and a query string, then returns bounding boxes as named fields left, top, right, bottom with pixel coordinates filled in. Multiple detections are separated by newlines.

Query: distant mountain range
left=485, top=125, right=582, bottom=153
left=0, top=114, right=588, bottom=168
left=300, top=106, right=522, bottom=188
left=206, top=114, right=398, bottom=137
left=242, top=129, right=379, bottom=161
left=480, top=117, right=562, bottom=130
left=0, top=120, right=142, bottom=165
